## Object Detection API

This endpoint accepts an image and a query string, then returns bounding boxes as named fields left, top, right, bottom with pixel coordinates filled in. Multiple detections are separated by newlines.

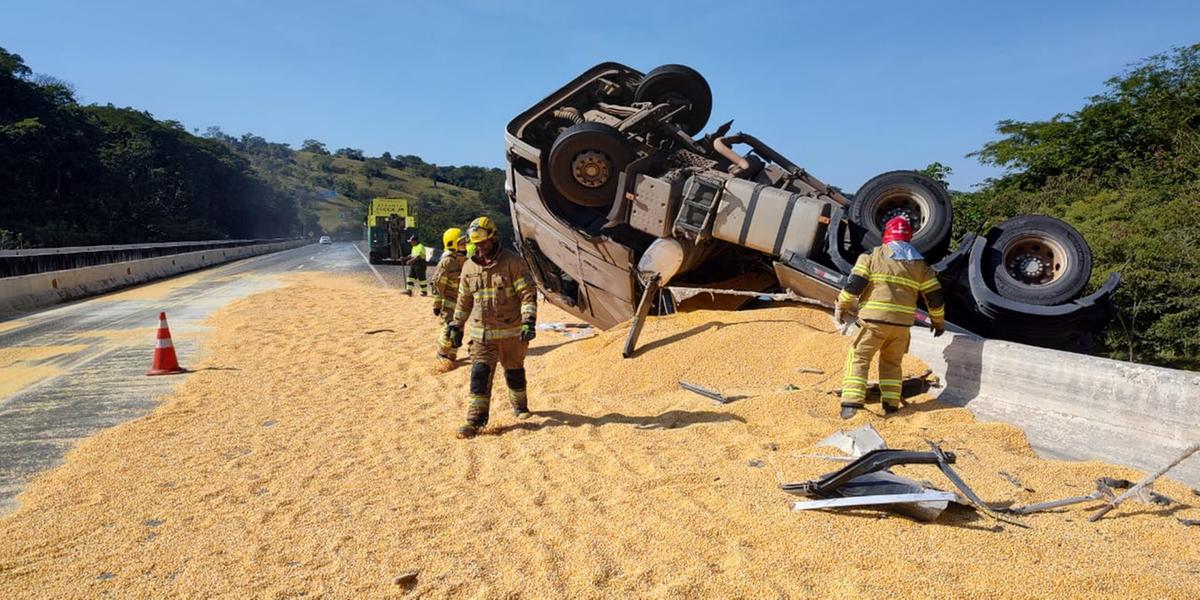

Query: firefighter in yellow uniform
left=835, top=216, right=945, bottom=419
left=432, top=227, right=469, bottom=363
left=445, top=216, right=538, bottom=438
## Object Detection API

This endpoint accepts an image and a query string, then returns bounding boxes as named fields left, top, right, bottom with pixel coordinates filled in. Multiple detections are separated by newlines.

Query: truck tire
left=547, top=122, right=633, bottom=209
left=634, top=64, right=713, bottom=136
left=983, top=215, right=1091, bottom=306
left=849, top=171, right=953, bottom=260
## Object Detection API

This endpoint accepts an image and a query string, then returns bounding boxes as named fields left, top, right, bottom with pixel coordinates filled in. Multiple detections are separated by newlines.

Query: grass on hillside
left=286, top=152, right=480, bottom=235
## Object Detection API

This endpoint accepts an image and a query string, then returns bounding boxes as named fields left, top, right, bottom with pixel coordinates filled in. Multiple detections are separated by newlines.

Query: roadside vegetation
left=949, top=44, right=1200, bottom=368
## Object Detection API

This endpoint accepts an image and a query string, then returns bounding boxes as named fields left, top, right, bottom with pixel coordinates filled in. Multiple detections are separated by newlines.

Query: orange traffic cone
left=147, top=312, right=187, bottom=376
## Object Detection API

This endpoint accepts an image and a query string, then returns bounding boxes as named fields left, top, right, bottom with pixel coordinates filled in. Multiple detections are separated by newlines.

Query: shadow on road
left=489, top=408, right=745, bottom=435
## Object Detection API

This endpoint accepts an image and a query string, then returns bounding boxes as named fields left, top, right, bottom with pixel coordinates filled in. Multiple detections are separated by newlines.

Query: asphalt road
left=0, top=242, right=408, bottom=513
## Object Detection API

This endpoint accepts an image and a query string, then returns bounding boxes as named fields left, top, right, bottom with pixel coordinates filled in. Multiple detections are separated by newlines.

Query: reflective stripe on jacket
left=451, top=249, right=537, bottom=341
left=431, top=252, right=466, bottom=312
left=837, top=244, right=943, bottom=327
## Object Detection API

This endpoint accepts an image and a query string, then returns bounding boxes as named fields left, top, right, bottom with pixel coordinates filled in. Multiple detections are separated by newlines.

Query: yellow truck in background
left=365, top=197, right=417, bottom=264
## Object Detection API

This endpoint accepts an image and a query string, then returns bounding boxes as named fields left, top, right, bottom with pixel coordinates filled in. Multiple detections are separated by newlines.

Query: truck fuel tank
left=711, top=178, right=833, bottom=260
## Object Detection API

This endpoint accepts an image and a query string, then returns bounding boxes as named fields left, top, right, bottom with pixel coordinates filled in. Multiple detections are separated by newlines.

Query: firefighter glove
left=432, top=305, right=442, bottom=317
left=931, top=322, right=945, bottom=338
left=446, top=324, right=463, bottom=348
left=519, top=323, right=536, bottom=342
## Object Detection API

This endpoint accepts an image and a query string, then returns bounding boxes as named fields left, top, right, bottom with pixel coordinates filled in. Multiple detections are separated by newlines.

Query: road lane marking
left=353, top=244, right=390, bottom=288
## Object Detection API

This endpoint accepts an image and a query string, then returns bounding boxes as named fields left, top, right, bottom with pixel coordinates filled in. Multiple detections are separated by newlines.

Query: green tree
left=335, top=147, right=364, bottom=160
left=301, top=138, right=328, bottom=154
left=918, top=162, right=953, bottom=188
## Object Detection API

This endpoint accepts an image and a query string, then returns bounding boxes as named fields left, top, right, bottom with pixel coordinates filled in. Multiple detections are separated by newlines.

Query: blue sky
left=3, top=0, right=1198, bottom=190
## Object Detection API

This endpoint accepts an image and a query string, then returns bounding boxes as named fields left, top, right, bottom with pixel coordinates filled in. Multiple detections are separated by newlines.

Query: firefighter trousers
left=841, top=321, right=910, bottom=409
left=436, top=314, right=457, bottom=361
left=465, top=337, right=529, bottom=427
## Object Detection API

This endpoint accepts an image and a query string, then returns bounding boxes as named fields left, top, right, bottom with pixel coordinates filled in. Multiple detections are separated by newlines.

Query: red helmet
left=882, top=216, right=913, bottom=244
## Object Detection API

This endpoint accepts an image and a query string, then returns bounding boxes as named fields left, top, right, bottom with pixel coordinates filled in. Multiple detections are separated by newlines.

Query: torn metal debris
left=781, top=446, right=960, bottom=522
left=791, top=492, right=957, bottom=512
left=1089, top=442, right=1200, bottom=523
left=679, top=381, right=727, bottom=404
left=782, top=427, right=1029, bottom=526
left=1011, top=479, right=1117, bottom=515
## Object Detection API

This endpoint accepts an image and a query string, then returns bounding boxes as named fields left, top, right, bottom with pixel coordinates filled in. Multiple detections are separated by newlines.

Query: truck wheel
left=547, top=122, right=632, bottom=208
left=983, top=215, right=1091, bottom=305
left=634, top=64, right=712, bottom=135
left=849, top=171, right=953, bottom=260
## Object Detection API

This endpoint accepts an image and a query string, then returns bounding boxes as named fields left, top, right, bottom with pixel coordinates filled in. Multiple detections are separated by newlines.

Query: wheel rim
left=571, top=150, right=611, bottom=188
left=1001, top=234, right=1069, bottom=286
left=872, top=187, right=930, bottom=232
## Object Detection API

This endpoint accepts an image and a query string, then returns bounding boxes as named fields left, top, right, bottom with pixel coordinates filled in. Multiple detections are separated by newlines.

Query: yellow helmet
left=442, top=227, right=463, bottom=251
left=467, top=216, right=497, bottom=243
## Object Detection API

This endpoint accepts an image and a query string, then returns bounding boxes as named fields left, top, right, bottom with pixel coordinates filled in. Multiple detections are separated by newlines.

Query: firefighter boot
left=459, top=362, right=493, bottom=438
left=505, top=368, right=530, bottom=419
left=840, top=401, right=863, bottom=420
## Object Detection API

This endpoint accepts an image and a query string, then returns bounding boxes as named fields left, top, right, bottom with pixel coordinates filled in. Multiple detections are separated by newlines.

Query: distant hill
left=197, top=132, right=511, bottom=247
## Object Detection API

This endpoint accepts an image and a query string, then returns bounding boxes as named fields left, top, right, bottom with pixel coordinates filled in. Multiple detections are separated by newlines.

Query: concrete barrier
left=0, top=240, right=309, bottom=316
left=907, top=327, right=1200, bottom=487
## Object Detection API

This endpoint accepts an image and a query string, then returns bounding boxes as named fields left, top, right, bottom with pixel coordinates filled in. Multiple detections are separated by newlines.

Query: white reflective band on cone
left=156, top=338, right=174, bottom=349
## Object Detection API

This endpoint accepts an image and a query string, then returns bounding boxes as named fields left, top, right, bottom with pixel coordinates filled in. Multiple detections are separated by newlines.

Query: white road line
left=353, top=244, right=390, bottom=288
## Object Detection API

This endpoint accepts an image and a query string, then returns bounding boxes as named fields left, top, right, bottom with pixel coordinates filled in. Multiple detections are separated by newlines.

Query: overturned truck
left=503, top=62, right=1118, bottom=352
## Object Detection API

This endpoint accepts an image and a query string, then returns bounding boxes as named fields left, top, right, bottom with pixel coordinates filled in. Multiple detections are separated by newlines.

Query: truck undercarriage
left=503, top=62, right=1116, bottom=352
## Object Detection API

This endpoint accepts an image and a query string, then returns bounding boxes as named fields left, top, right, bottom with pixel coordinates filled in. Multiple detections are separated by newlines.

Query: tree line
left=951, top=43, right=1200, bottom=369
left=0, top=45, right=510, bottom=252
left=0, top=47, right=308, bottom=248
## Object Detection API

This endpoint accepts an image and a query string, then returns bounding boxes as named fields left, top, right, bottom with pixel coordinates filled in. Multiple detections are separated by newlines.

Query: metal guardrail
left=0, top=239, right=299, bottom=278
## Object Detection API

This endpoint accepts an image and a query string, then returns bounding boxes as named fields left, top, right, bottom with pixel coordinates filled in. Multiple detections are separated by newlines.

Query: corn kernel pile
left=0, top=272, right=1196, bottom=598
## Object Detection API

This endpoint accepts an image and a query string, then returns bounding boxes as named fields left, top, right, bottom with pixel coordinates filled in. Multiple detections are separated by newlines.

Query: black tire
left=983, top=215, right=1091, bottom=305
left=634, top=64, right=713, bottom=136
left=849, top=171, right=953, bottom=259
left=547, top=122, right=633, bottom=208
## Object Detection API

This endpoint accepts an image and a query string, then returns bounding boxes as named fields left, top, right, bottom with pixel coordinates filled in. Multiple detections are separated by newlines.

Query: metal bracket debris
left=927, top=441, right=1030, bottom=529
left=781, top=449, right=952, bottom=497
left=679, top=381, right=727, bottom=404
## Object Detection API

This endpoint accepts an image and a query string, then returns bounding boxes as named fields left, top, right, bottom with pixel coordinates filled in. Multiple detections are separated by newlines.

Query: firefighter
left=403, top=235, right=429, bottom=296
left=835, top=216, right=945, bottom=419
left=444, top=216, right=538, bottom=439
left=431, top=227, right=468, bottom=363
